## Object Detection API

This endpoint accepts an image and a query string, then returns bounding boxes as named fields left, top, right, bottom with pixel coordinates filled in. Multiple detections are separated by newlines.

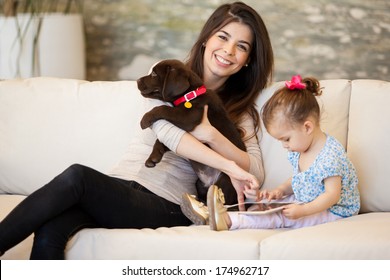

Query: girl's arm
left=283, top=176, right=342, bottom=219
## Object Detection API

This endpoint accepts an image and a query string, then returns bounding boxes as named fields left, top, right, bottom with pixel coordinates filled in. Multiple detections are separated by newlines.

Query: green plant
left=0, top=0, right=84, bottom=78
left=1, top=0, right=83, bottom=16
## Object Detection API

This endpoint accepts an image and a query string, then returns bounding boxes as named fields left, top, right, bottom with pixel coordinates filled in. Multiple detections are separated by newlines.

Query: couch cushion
left=348, top=80, right=390, bottom=213
left=260, top=212, right=390, bottom=259
left=0, top=77, right=143, bottom=195
left=65, top=226, right=288, bottom=260
left=257, top=80, right=352, bottom=190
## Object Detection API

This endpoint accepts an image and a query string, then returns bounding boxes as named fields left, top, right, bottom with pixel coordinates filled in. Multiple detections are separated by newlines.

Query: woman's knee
left=56, top=164, right=90, bottom=187
left=63, top=164, right=87, bottom=179
left=43, top=164, right=91, bottom=199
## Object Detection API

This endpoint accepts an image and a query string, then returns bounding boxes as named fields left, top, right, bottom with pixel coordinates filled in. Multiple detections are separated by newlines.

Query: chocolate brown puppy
left=137, top=59, right=246, bottom=206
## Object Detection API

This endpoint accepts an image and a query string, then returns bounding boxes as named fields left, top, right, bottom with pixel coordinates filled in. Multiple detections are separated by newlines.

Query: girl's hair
left=261, top=77, right=323, bottom=130
left=185, top=2, right=274, bottom=138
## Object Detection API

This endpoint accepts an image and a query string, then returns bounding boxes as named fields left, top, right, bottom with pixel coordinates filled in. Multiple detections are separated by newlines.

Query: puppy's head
left=137, top=59, right=203, bottom=102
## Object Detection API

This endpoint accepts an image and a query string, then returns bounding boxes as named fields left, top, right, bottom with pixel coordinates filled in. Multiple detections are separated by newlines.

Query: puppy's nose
left=137, top=78, right=146, bottom=90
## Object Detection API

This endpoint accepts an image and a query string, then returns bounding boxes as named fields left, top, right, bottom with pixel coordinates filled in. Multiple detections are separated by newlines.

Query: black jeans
left=0, top=164, right=191, bottom=259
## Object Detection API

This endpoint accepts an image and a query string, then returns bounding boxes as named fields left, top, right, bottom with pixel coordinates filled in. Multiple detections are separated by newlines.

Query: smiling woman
left=186, top=2, right=273, bottom=136
left=180, top=2, right=274, bottom=223
left=202, top=22, right=253, bottom=90
left=0, top=2, right=273, bottom=259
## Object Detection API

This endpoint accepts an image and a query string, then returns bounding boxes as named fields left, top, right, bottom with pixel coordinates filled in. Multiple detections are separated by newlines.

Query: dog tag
left=184, top=101, right=192, bottom=108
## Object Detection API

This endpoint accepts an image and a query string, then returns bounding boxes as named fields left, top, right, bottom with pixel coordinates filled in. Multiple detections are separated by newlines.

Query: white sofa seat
left=66, top=226, right=288, bottom=260
left=260, top=212, right=390, bottom=259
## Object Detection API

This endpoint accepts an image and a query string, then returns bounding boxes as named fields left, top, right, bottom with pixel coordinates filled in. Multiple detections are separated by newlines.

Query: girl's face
left=203, top=21, right=253, bottom=89
left=267, top=112, right=313, bottom=153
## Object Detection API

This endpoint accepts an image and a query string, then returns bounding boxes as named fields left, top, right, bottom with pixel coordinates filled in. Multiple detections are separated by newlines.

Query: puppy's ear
left=161, top=66, right=191, bottom=100
left=188, top=69, right=203, bottom=86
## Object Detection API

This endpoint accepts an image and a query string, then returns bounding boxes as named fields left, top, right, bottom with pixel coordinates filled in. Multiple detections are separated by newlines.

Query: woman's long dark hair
left=186, top=2, right=274, bottom=138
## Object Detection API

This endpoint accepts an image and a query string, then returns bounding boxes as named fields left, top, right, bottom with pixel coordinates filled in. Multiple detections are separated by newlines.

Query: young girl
left=191, top=75, right=360, bottom=231
left=0, top=2, right=271, bottom=259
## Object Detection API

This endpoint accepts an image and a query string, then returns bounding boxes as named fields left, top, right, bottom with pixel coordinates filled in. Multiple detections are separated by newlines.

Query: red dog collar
left=173, top=85, right=206, bottom=108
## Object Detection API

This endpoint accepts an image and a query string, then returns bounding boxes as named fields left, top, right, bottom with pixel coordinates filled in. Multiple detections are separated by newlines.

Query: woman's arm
left=195, top=107, right=250, bottom=170
left=189, top=106, right=265, bottom=184
left=147, top=100, right=260, bottom=205
left=176, top=132, right=259, bottom=209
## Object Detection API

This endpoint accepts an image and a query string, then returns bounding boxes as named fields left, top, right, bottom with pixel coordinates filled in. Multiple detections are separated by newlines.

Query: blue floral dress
left=288, top=135, right=360, bottom=217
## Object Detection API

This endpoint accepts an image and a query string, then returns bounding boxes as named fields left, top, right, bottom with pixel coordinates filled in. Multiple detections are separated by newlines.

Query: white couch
left=1, top=77, right=389, bottom=260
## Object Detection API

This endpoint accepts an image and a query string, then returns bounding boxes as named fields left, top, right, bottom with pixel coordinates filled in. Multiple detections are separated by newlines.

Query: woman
left=0, top=2, right=273, bottom=259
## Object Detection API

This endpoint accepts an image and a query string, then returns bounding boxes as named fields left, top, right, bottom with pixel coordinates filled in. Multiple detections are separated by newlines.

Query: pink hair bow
left=285, top=75, right=306, bottom=90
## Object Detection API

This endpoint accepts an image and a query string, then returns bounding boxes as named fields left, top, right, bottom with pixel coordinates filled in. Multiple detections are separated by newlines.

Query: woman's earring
left=245, top=64, right=249, bottom=67
left=202, top=42, right=206, bottom=47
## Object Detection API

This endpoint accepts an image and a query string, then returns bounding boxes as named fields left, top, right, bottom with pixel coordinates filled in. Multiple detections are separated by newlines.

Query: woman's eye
left=237, top=44, right=248, bottom=52
left=218, top=35, right=227, bottom=41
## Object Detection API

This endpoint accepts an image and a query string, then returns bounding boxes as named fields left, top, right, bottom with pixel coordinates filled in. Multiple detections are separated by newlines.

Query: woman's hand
left=224, top=161, right=260, bottom=211
left=189, top=105, right=216, bottom=144
left=243, top=185, right=259, bottom=201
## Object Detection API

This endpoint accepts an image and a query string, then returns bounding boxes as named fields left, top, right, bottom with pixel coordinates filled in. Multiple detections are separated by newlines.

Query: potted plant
left=0, top=0, right=85, bottom=79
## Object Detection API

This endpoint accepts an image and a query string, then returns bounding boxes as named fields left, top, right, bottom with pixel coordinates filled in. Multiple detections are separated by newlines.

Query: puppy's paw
left=145, top=151, right=163, bottom=167
left=145, top=159, right=157, bottom=168
left=140, top=114, right=153, bottom=129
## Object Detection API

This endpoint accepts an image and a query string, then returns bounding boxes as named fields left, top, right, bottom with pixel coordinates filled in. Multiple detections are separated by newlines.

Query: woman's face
left=203, top=21, right=253, bottom=89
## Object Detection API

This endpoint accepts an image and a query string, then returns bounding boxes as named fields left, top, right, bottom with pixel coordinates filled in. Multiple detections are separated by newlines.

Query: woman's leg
left=0, top=164, right=191, bottom=258
left=0, top=164, right=105, bottom=254
left=30, top=206, right=96, bottom=260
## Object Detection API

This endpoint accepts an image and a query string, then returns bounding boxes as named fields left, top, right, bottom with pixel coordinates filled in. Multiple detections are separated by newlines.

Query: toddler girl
left=185, top=75, right=360, bottom=231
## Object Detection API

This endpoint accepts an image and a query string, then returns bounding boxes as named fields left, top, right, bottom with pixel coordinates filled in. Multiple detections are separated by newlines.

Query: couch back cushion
left=257, top=80, right=352, bottom=192
left=0, top=77, right=144, bottom=195
left=348, top=80, right=390, bottom=213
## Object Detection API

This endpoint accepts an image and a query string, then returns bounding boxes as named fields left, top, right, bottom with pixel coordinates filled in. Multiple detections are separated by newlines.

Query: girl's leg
left=228, top=195, right=298, bottom=230
left=229, top=209, right=342, bottom=230
left=282, top=210, right=342, bottom=229
left=0, top=164, right=191, bottom=258
left=229, top=212, right=285, bottom=229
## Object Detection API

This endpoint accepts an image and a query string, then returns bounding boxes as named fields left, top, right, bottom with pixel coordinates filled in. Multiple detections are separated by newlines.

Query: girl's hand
left=259, top=189, right=284, bottom=201
left=189, top=105, right=215, bottom=144
left=282, top=204, right=306, bottom=219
